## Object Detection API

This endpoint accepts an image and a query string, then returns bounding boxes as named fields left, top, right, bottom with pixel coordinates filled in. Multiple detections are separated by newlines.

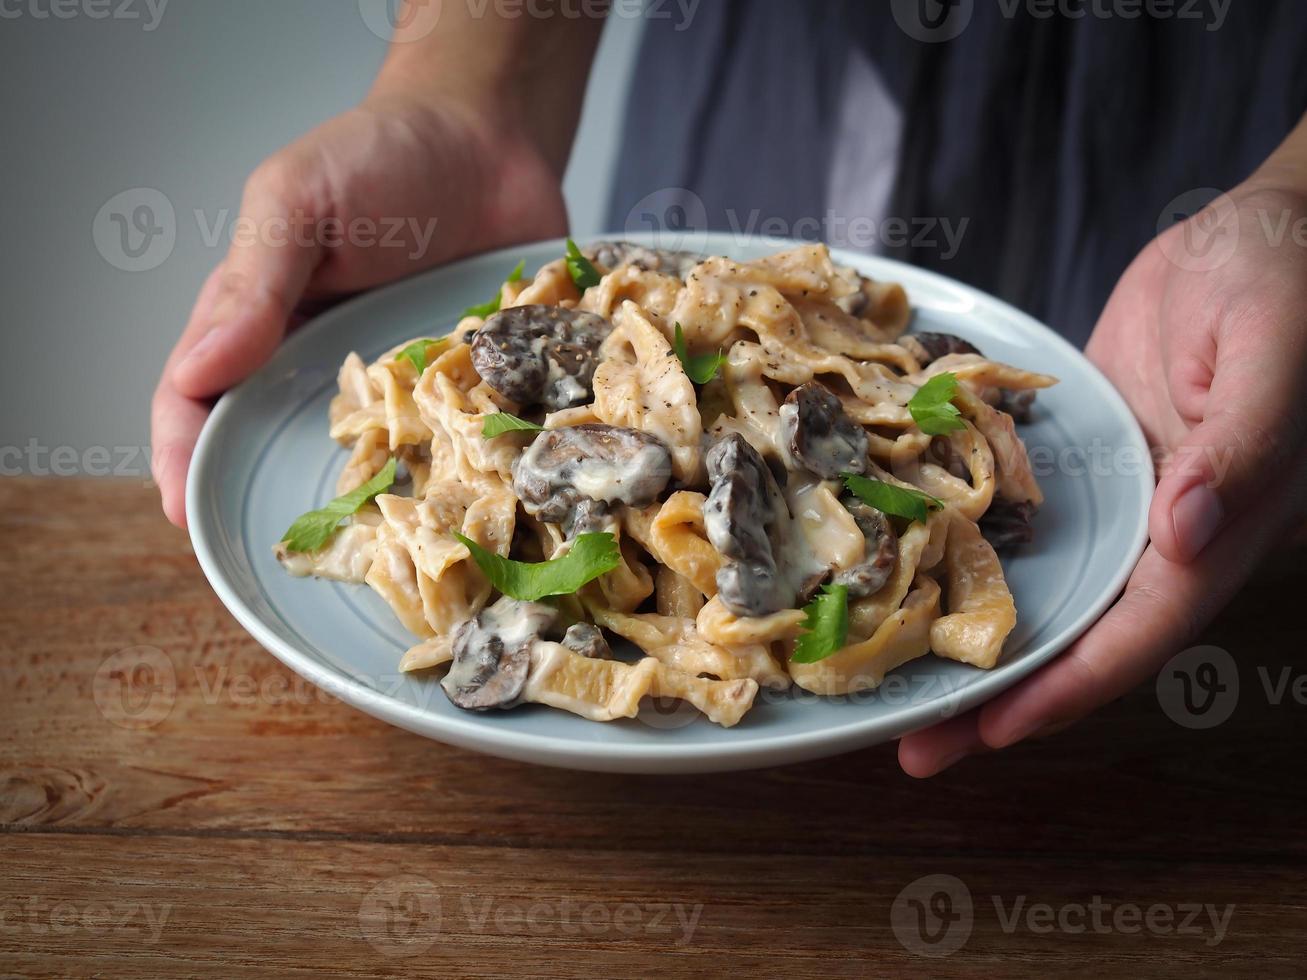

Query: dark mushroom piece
left=779, top=381, right=869, bottom=479
left=905, top=332, right=1037, bottom=424
left=997, top=389, right=1036, bottom=424
left=907, top=331, right=982, bottom=363
left=561, top=623, right=611, bottom=660
left=513, top=424, right=673, bottom=529
left=470, top=305, right=612, bottom=411
left=583, top=240, right=703, bottom=280
left=442, top=598, right=558, bottom=710
left=565, top=497, right=616, bottom=539
left=979, top=499, right=1037, bottom=551
left=832, top=496, right=899, bottom=598
left=704, top=434, right=795, bottom=617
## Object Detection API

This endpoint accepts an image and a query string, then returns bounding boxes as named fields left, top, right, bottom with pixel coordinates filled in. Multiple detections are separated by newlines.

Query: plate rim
left=187, top=233, right=1153, bottom=773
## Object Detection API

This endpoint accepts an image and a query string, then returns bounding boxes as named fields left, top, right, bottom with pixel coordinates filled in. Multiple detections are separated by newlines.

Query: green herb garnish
left=463, top=259, right=525, bottom=318
left=481, top=412, right=545, bottom=438
left=790, top=584, right=850, bottom=664
left=842, top=473, right=943, bottom=525
left=908, top=371, right=965, bottom=435
left=398, top=337, right=447, bottom=378
left=280, top=458, right=397, bottom=553
left=673, top=322, right=724, bottom=384
left=565, top=238, right=601, bottom=292
left=453, top=531, right=621, bottom=601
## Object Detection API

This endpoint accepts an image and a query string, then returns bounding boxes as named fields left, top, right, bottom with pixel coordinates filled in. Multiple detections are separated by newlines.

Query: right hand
left=152, top=90, right=568, bottom=526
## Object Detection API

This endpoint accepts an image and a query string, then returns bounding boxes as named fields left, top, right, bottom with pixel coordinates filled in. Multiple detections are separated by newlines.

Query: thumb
left=170, top=161, right=321, bottom=398
left=1150, top=315, right=1307, bottom=563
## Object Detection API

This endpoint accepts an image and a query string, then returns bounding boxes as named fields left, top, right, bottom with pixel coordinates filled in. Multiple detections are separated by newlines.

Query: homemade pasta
left=275, top=241, right=1058, bottom=728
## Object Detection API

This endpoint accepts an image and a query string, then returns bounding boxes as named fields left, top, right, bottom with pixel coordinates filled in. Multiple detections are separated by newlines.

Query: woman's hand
left=150, top=89, right=568, bottom=526
left=899, top=177, right=1307, bottom=777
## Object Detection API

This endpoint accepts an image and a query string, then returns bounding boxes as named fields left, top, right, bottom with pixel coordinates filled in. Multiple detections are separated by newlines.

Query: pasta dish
left=275, top=241, right=1057, bottom=727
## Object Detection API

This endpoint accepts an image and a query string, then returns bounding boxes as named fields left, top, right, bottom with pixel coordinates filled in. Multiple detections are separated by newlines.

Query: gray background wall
left=0, top=0, right=642, bottom=473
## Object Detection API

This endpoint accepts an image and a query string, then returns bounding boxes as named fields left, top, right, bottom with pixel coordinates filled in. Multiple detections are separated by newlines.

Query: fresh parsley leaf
left=398, top=337, right=447, bottom=378
left=280, top=457, right=397, bottom=553
left=463, top=259, right=526, bottom=318
left=453, top=531, right=621, bottom=601
left=463, top=295, right=500, bottom=319
left=481, top=412, right=545, bottom=438
left=908, top=371, right=965, bottom=435
left=841, top=473, right=943, bottom=525
left=565, top=238, right=601, bottom=292
left=673, top=322, right=724, bottom=384
left=790, top=584, right=850, bottom=664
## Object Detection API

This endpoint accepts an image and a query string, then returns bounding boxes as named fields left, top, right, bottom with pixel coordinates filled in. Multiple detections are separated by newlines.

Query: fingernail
left=180, top=325, right=228, bottom=366
left=1172, top=483, right=1224, bottom=560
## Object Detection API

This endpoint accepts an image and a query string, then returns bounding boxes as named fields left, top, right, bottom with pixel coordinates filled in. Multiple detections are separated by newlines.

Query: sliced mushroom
left=470, top=305, right=612, bottom=410
left=584, top=241, right=702, bottom=280
left=565, top=497, right=616, bottom=539
left=979, top=499, right=1036, bottom=551
left=998, top=389, right=1036, bottom=424
left=442, top=597, right=558, bottom=710
left=704, top=434, right=795, bottom=617
left=561, top=623, right=611, bottom=660
left=904, top=332, right=1039, bottom=423
left=513, top=424, right=673, bottom=526
left=832, top=497, right=899, bottom=598
left=906, top=331, right=982, bottom=364
left=779, top=381, right=869, bottom=479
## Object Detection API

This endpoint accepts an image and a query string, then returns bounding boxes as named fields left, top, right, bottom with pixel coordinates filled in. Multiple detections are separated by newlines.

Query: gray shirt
left=607, top=0, right=1307, bottom=346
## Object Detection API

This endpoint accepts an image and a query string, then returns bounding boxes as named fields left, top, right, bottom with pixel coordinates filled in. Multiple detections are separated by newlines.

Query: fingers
left=897, top=711, right=984, bottom=778
left=153, top=160, right=324, bottom=527
left=899, top=492, right=1286, bottom=776
left=979, top=491, right=1277, bottom=748
left=151, top=378, right=210, bottom=528
left=169, top=161, right=321, bottom=399
left=1150, top=293, right=1307, bottom=563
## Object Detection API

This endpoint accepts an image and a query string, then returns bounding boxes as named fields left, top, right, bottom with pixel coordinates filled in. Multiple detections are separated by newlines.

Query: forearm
left=370, top=0, right=607, bottom=175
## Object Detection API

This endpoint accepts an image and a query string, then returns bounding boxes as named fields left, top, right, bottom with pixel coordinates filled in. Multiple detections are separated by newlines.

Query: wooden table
left=1, top=477, right=1303, bottom=978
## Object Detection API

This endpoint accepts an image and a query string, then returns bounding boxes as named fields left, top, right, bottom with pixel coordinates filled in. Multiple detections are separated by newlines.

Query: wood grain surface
left=1, top=477, right=1304, bottom=978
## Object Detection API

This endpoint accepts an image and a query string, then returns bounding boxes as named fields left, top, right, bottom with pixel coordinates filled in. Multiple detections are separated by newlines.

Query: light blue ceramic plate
left=187, top=233, right=1152, bottom=773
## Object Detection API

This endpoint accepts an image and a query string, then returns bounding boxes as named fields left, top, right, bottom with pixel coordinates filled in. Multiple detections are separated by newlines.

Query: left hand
left=899, top=180, right=1307, bottom=777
